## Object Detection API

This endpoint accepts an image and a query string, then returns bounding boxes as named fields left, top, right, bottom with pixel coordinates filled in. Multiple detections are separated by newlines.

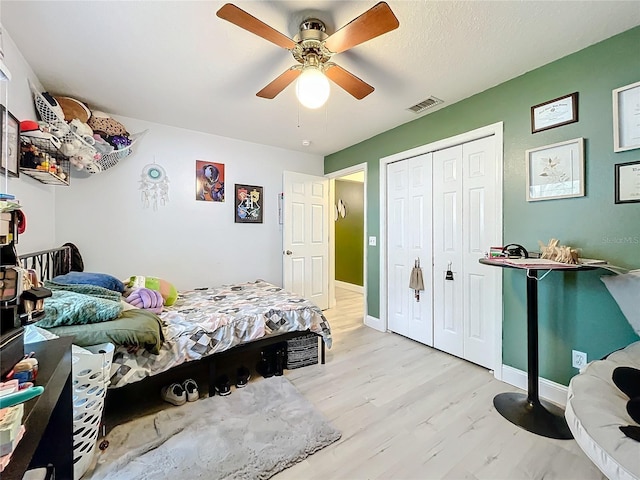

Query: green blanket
left=44, top=280, right=122, bottom=302
left=46, top=309, right=165, bottom=354
left=37, top=284, right=123, bottom=328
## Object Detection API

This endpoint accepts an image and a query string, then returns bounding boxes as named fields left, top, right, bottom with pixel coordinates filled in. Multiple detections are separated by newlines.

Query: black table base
left=477, top=259, right=596, bottom=441
left=493, top=392, right=573, bottom=439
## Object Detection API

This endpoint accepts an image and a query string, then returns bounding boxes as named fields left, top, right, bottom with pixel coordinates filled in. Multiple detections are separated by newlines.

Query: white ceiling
left=2, top=1, right=639, bottom=157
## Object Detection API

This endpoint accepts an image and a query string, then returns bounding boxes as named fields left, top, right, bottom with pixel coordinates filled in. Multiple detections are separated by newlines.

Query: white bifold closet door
left=386, top=154, right=433, bottom=346
left=432, top=136, right=499, bottom=369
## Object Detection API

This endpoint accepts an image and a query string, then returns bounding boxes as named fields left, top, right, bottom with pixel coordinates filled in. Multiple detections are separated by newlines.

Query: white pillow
left=601, top=269, right=640, bottom=336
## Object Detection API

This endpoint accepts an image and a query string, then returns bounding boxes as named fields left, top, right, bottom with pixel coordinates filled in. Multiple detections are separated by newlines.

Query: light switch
left=368, top=236, right=377, bottom=246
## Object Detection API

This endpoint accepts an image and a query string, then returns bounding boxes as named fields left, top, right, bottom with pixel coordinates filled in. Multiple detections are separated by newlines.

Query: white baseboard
left=365, top=315, right=385, bottom=332
left=335, top=280, right=364, bottom=293
left=501, top=365, right=568, bottom=407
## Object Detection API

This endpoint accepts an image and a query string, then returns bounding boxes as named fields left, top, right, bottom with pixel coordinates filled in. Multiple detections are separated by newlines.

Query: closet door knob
left=285, top=250, right=292, bottom=255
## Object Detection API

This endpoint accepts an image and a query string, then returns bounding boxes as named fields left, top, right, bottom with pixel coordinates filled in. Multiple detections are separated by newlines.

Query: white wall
left=54, top=117, right=324, bottom=290
left=1, top=26, right=56, bottom=255
left=3, top=25, right=325, bottom=288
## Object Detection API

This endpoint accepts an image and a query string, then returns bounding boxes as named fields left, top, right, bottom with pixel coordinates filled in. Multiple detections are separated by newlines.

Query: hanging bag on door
left=409, top=258, right=425, bottom=301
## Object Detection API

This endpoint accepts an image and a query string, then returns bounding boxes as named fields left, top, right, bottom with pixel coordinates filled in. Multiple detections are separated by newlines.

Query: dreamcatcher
left=139, top=163, right=169, bottom=210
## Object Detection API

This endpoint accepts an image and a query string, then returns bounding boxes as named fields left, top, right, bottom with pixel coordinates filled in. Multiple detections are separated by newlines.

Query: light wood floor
left=275, top=288, right=605, bottom=480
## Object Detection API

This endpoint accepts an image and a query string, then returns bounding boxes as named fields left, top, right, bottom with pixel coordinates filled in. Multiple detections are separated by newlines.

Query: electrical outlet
left=572, top=350, right=587, bottom=369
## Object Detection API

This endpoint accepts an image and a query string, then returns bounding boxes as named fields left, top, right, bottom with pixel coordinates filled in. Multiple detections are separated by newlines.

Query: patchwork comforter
left=109, top=280, right=332, bottom=388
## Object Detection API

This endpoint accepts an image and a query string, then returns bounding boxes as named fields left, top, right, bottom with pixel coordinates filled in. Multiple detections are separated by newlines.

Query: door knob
left=285, top=250, right=292, bottom=255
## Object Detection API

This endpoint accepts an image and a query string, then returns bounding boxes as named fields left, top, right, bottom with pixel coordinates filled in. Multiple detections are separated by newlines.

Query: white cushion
left=566, top=341, right=640, bottom=480
left=601, top=270, right=640, bottom=336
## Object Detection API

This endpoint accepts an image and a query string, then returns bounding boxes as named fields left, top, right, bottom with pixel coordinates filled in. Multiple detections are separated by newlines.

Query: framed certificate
left=613, top=81, right=640, bottom=152
left=615, top=160, right=640, bottom=204
left=531, top=92, right=579, bottom=134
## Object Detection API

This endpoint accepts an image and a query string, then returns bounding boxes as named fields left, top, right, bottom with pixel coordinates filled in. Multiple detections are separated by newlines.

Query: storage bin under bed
left=285, top=333, right=319, bottom=369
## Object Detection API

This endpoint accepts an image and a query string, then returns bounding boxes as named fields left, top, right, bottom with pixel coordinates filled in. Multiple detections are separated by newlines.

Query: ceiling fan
left=216, top=2, right=399, bottom=108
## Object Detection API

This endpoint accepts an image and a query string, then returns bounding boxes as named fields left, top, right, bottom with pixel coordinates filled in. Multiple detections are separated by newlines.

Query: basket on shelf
left=29, top=81, right=146, bottom=174
left=71, top=342, right=114, bottom=480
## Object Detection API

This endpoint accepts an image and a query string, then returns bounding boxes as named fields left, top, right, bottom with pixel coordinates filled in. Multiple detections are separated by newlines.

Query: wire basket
left=72, top=343, right=114, bottom=480
left=29, top=80, right=146, bottom=174
left=20, top=136, right=71, bottom=185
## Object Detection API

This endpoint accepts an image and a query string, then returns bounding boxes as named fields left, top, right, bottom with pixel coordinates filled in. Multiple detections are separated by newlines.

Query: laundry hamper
left=71, top=343, right=114, bottom=480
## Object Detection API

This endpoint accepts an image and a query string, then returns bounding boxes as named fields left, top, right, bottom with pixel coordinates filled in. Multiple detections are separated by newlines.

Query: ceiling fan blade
left=217, top=3, right=296, bottom=50
left=325, top=64, right=374, bottom=100
left=256, top=68, right=301, bottom=99
left=323, top=2, right=399, bottom=54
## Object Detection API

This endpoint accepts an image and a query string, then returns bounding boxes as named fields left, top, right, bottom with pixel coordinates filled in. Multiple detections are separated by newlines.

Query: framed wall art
left=614, top=160, right=640, bottom=204
left=196, top=160, right=224, bottom=202
left=613, top=80, right=640, bottom=152
left=525, top=137, right=585, bottom=201
left=530, top=92, right=579, bottom=134
left=235, top=184, right=263, bottom=223
left=0, top=105, right=20, bottom=178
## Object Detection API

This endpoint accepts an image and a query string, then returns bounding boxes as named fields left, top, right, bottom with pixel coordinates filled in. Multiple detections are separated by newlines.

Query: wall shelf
left=19, top=137, right=70, bottom=186
left=19, top=168, right=69, bottom=186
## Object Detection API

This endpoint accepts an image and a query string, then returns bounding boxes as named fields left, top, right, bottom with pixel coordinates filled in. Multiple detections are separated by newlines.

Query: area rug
left=86, top=376, right=341, bottom=480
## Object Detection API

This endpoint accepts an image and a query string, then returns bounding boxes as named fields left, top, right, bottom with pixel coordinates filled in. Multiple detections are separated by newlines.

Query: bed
left=19, top=246, right=331, bottom=396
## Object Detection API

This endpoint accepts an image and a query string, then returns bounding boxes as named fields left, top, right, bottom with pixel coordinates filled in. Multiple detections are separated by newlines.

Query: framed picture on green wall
left=614, top=160, right=640, bottom=204
left=525, top=138, right=585, bottom=201
left=530, top=92, right=578, bottom=134
left=613, top=81, right=640, bottom=152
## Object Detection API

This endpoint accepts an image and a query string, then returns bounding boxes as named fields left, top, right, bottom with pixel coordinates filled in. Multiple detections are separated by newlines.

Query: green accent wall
left=335, top=180, right=364, bottom=286
left=325, top=26, right=640, bottom=386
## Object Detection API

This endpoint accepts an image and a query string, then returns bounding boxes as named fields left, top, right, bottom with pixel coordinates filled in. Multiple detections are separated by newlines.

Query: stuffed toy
left=126, top=275, right=178, bottom=306
left=59, top=120, right=102, bottom=171
left=125, top=287, right=164, bottom=314
left=69, top=118, right=95, bottom=145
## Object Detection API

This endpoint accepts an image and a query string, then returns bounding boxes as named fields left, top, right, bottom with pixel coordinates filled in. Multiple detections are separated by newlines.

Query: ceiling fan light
left=295, top=67, right=330, bottom=109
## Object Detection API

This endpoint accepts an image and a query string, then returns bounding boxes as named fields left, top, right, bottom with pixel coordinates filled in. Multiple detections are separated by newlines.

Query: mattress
left=109, top=280, right=331, bottom=388
left=565, top=341, right=640, bottom=480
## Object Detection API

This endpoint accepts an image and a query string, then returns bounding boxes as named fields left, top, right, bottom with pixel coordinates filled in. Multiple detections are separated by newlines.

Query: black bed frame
left=19, top=247, right=326, bottom=401
left=19, top=246, right=70, bottom=281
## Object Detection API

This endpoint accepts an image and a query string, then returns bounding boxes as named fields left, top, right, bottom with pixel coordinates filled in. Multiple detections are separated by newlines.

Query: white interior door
left=283, top=171, right=329, bottom=310
left=432, top=137, right=499, bottom=369
left=387, top=154, right=433, bottom=345
left=461, top=136, right=499, bottom=369
left=432, top=144, right=465, bottom=358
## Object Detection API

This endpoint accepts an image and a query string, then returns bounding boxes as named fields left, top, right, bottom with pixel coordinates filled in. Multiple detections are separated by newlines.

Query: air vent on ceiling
left=407, top=96, right=443, bottom=114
